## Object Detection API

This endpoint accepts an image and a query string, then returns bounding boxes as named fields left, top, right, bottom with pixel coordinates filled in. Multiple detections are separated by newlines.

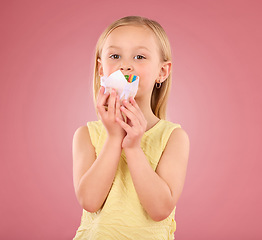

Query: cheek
left=102, top=62, right=117, bottom=76
left=139, top=67, right=158, bottom=83
left=100, top=56, right=117, bottom=76
left=138, top=74, right=156, bottom=92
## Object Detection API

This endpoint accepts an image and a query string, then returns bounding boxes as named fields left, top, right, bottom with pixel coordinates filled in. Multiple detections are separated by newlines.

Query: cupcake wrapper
left=100, top=70, right=139, bottom=101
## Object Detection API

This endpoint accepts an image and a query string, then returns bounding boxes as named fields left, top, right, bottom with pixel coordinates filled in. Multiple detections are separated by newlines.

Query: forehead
left=103, top=25, right=159, bottom=50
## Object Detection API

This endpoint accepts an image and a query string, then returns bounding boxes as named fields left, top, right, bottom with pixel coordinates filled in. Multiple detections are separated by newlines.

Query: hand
left=116, top=97, right=147, bottom=149
left=96, top=87, right=126, bottom=141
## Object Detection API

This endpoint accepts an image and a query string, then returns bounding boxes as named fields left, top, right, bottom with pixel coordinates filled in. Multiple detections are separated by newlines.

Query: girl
left=72, top=16, right=190, bottom=240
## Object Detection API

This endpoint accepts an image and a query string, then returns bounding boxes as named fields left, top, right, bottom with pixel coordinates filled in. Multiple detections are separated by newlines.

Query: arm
left=73, top=87, right=125, bottom=212
left=124, top=128, right=190, bottom=221
left=116, top=98, right=190, bottom=221
left=73, top=127, right=122, bottom=213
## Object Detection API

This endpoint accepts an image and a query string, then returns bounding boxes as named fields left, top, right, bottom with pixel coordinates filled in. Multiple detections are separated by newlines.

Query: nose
left=120, top=61, right=133, bottom=72
left=120, top=66, right=132, bottom=71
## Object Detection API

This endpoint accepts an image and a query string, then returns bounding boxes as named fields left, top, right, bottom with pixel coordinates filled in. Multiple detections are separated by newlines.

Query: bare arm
left=73, top=87, right=125, bottom=212
left=124, top=128, right=190, bottom=221
left=73, top=126, right=122, bottom=213
left=116, top=98, right=190, bottom=221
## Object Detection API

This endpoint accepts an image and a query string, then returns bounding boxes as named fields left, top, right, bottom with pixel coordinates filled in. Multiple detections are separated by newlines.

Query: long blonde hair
left=93, top=16, right=172, bottom=119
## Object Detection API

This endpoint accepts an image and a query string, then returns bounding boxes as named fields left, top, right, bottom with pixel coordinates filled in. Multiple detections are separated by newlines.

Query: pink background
left=1, top=0, right=261, bottom=239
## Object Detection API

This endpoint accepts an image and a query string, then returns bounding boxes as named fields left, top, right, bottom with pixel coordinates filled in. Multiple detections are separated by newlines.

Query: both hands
left=96, top=86, right=147, bottom=149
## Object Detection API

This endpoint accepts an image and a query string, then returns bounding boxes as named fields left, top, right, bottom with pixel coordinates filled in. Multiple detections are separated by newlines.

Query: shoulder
left=73, top=120, right=102, bottom=136
left=172, top=128, right=189, bottom=148
left=73, top=120, right=103, bottom=147
left=165, top=124, right=190, bottom=160
left=159, top=120, right=187, bottom=142
left=72, top=125, right=91, bottom=148
left=73, top=120, right=98, bottom=141
left=161, top=120, right=190, bottom=154
left=161, top=119, right=182, bottom=130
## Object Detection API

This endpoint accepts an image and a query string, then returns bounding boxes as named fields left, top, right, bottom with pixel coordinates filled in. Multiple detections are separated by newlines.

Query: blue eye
left=134, top=55, right=145, bottom=60
left=110, top=54, right=120, bottom=59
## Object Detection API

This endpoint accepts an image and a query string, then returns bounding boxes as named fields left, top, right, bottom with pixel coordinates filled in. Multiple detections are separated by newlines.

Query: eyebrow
left=106, top=45, right=150, bottom=51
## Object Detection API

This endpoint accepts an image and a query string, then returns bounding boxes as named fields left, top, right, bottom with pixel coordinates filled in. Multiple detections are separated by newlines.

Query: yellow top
left=73, top=119, right=182, bottom=240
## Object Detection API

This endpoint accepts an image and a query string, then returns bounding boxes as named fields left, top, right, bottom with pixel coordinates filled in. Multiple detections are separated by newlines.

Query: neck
left=135, top=94, right=160, bottom=131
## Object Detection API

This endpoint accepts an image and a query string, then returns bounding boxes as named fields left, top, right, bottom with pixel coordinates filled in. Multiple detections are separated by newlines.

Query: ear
left=97, top=58, right=104, bottom=77
left=158, top=61, right=172, bottom=83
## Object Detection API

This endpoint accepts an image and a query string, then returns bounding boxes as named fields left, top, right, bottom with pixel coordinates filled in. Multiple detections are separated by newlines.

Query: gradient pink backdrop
left=1, top=0, right=261, bottom=239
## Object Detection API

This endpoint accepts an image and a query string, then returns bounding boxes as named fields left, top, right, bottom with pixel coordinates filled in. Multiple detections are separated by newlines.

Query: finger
left=116, top=116, right=132, bottom=133
left=97, top=87, right=109, bottom=115
left=125, top=97, right=147, bottom=131
left=101, top=90, right=110, bottom=107
left=120, top=105, right=140, bottom=127
left=129, top=97, right=146, bottom=122
left=122, top=99, right=142, bottom=124
left=122, top=99, right=136, bottom=112
left=96, top=86, right=104, bottom=103
left=115, top=95, right=123, bottom=121
left=107, top=89, right=117, bottom=118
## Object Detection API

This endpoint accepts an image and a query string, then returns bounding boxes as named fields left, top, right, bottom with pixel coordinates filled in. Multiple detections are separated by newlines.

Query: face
left=98, top=25, right=170, bottom=99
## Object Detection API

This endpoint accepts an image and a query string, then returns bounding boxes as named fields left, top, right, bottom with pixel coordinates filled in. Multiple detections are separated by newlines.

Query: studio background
left=1, top=0, right=261, bottom=239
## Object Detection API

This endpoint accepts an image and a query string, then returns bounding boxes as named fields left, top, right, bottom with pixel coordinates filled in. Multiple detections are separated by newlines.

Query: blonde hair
left=93, top=16, right=172, bottom=119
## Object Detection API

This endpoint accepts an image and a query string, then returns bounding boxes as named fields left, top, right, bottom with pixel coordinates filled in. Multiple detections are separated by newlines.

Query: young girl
left=72, top=16, right=190, bottom=240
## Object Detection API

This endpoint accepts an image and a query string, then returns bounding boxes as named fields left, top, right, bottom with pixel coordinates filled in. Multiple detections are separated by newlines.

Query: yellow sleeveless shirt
left=73, top=119, right=182, bottom=240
